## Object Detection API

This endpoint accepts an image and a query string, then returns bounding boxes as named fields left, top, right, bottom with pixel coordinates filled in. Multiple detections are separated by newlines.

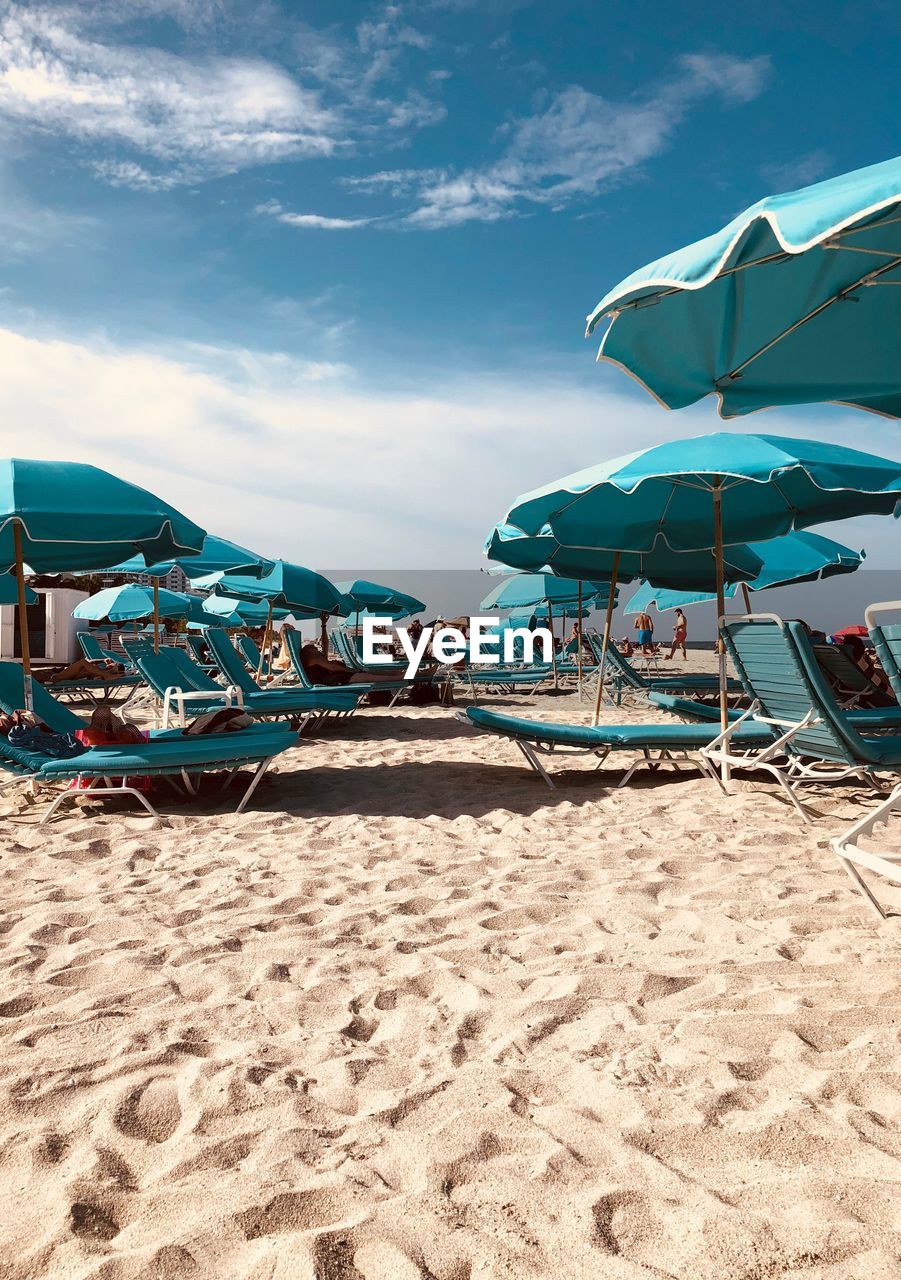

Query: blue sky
left=1, top=0, right=899, bottom=568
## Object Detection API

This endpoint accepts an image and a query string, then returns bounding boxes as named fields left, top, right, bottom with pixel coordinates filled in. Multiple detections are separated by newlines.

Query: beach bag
left=184, top=707, right=253, bottom=734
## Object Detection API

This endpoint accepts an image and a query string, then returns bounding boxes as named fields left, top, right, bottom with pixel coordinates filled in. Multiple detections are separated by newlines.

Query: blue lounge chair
left=0, top=662, right=297, bottom=821
left=236, top=633, right=274, bottom=678
left=185, top=633, right=218, bottom=672
left=458, top=705, right=773, bottom=790
left=77, top=631, right=132, bottom=668
left=589, top=635, right=740, bottom=705
left=198, top=632, right=362, bottom=723
left=706, top=614, right=901, bottom=918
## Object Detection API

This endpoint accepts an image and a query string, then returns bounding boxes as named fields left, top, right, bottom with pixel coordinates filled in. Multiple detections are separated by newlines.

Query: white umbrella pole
left=547, top=600, right=558, bottom=689
left=153, top=578, right=160, bottom=654
left=13, top=522, right=33, bottom=712
left=257, top=601, right=273, bottom=683
left=576, top=580, right=583, bottom=697
left=713, top=480, right=730, bottom=784
left=592, top=552, right=620, bottom=726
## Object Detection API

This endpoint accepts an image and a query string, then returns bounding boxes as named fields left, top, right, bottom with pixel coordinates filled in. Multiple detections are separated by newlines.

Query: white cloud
left=342, top=52, right=772, bottom=229
left=0, top=322, right=893, bottom=569
left=255, top=199, right=374, bottom=230
left=0, top=4, right=340, bottom=187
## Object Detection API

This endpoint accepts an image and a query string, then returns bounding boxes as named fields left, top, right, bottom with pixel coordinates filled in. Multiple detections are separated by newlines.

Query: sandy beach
left=1, top=661, right=900, bottom=1279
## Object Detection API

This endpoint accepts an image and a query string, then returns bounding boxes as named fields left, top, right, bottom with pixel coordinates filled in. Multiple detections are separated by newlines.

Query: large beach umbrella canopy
left=479, top=572, right=611, bottom=612
left=503, top=434, right=901, bottom=553
left=74, top=583, right=195, bottom=624
left=0, top=459, right=205, bottom=575
left=586, top=155, right=901, bottom=419
left=107, top=534, right=271, bottom=580
left=196, top=560, right=347, bottom=619
left=624, top=531, right=864, bottom=614
left=0, top=458, right=205, bottom=706
left=202, top=595, right=291, bottom=628
left=485, top=522, right=764, bottom=591
left=334, top=579, right=425, bottom=618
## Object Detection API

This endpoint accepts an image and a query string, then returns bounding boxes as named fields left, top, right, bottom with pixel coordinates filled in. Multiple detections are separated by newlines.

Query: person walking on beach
left=669, top=608, right=688, bottom=660
left=634, top=610, right=654, bottom=654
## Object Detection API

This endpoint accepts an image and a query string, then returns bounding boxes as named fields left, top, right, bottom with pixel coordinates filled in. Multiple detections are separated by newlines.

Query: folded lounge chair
left=705, top=614, right=901, bottom=919
left=457, top=705, right=774, bottom=790
left=0, top=662, right=298, bottom=822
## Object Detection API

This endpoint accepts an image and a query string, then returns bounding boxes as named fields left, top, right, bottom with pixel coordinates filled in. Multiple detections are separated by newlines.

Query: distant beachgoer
left=271, top=622, right=295, bottom=673
left=840, top=635, right=893, bottom=698
left=619, top=637, right=634, bottom=657
left=669, top=608, right=688, bottom=660
left=299, top=641, right=401, bottom=686
left=34, top=658, right=124, bottom=685
left=634, top=611, right=654, bottom=654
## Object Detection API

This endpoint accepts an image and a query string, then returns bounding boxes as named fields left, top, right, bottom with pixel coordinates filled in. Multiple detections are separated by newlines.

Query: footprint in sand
left=114, top=1078, right=182, bottom=1143
left=237, top=1188, right=359, bottom=1239
left=70, top=1199, right=121, bottom=1242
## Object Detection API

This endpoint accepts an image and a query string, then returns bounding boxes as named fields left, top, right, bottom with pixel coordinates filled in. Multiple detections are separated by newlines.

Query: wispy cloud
left=336, top=52, right=771, bottom=229
left=0, top=2, right=448, bottom=191
left=0, top=5, right=340, bottom=188
left=256, top=200, right=375, bottom=230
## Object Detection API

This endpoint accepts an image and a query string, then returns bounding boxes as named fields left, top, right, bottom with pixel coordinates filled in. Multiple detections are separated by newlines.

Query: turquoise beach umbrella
left=196, top=560, right=347, bottom=618
left=73, top=583, right=195, bottom=623
left=108, top=534, right=271, bottom=580
left=480, top=573, right=612, bottom=613
left=485, top=522, right=764, bottom=591
left=587, top=155, right=901, bottom=418
left=202, top=595, right=291, bottom=627
left=334, top=579, right=425, bottom=618
left=503, top=434, right=901, bottom=553
left=0, top=458, right=205, bottom=707
left=0, top=458, right=204, bottom=574
left=624, top=531, right=863, bottom=614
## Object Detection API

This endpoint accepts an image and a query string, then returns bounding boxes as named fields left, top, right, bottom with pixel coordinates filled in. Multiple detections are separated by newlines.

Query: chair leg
left=515, top=740, right=555, bottom=789
left=236, top=757, right=274, bottom=813
left=831, top=784, right=901, bottom=920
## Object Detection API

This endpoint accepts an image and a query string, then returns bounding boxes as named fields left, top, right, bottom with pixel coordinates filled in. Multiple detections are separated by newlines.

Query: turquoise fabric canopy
left=0, top=573, right=36, bottom=605
left=202, top=595, right=291, bottom=627
left=196, top=560, right=347, bottom=618
left=74, top=583, right=194, bottom=623
left=502, top=433, right=901, bottom=554
left=0, top=458, right=205, bottom=574
left=624, top=530, right=864, bottom=613
left=108, top=534, right=270, bottom=580
left=586, top=155, right=901, bottom=419
left=485, top=522, right=764, bottom=589
left=334, top=579, right=425, bottom=618
left=480, top=572, right=611, bottom=613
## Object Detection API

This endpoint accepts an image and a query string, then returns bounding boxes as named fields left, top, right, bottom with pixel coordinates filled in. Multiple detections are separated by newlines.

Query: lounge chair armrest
left=162, top=684, right=235, bottom=729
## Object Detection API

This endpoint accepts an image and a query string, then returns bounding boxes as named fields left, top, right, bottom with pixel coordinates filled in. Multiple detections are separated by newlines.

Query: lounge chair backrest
left=204, top=629, right=259, bottom=694
left=332, top=629, right=355, bottom=666
left=865, top=602, right=901, bottom=705
left=78, top=632, right=108, bottom=663
left=599, top=642, right=646, bottom=689
left=186, top=634, right=213, bottom=666
left=236, top=634, right=263, bottom=671
left=284, top=629, right=315, bottom=689
left=0, top=661, right=83, bottom=733
left=723, top=617, right=870, bottom=765
left=812, top=643, right=879, bottom=696
left=125, top=642, right=222, bottom=698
